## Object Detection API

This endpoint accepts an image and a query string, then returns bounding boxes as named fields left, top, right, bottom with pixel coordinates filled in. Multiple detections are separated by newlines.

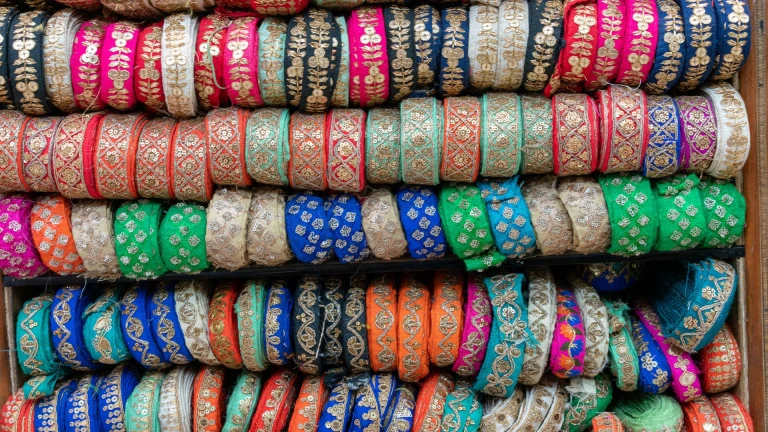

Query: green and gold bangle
left=563, top=373, right=614, bottom=432
left=246, top=108, right=291, bottom=186
left=125, top=370, right=166, bottom=432
left=83, top=285, right=131, bottom=365
left=17, top=294, right=60, bottom=377
left=480, top=92, right=522, bottom=177
left=159, top=202, right=209, bottom=274
left=520, top=94, right=554, bottom=174
left=653, top=173, right=707, bottom=252
left=604, top=299, right=640, bottom=392
left=698, top=178, right=746, bottom=248
left=236, top=279, right=269, bottom=372
left=366, top=108, right=401, bottom=184
left=400, top=97, right=443, bottom=185
left=222, top=371, right=263, bottom=432
left=599, top=173, right=659, bottom=256
left=332, top=16, right=350, bottom=107
left=114, top=200, right=168, bottom=279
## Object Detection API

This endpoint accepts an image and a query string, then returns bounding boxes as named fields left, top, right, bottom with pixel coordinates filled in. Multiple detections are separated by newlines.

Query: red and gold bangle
left=219, top=0, right=251, bottom=8
left=596, top=85, right=648, bottom=173
left=614, top=0, right=658, bottom=86
left=172, top=118, right=213, bottom=202
left=592, top=413, right=624, bottom=432
left=250, top=0, right=308, bottom=15
left=0, top=389, right=25, bottom=432
left=30, top=195, right=85, bottom=275
left=136, top=117, right=177, bottom=200
left=349, top=7, right=389, bottom=108
left=21, top=116, right=61, bottom=193
left=325, top=108, right=366, bottom=193
left=193, top=365, right=227, bottom=432
left=429, top=271, right=464, bottom=368
left=100, top=21, right=141, bottom=111
left=71, top=19, right=108, bottom=112
left=209, top=281, right=243, bottom=369
left=699, top=324, right=742, bottom=394
left=16, top=398, right=34, bottom=432
left=0, top=111, right=31, bottom=193
left=287, top=375, right=326, bottom=432
left=206, top=107, right=252, bottom=187
left=413, top=371, right=455, bottom=432
left=288, top=112, right=327, bottom=191
left=134, top=22, right=166, bottom=113
left=52, top=112, right=105, bottom=199
left=441, top=96, right=482, bottom=183
left=194, top=14, right=231, bottom=112
left=248, top=369, right=300, bottom=432
left=552, top=93, right=599, bottom=176
left=94, top=113, right=149, bottom=199
left=710, top=393, right=753, bottom=432
left=224, top=17, right=264, bottom=109
left=366, top=274, right=399, bottom=372
left=682, top=396, right=723, bottom=432
left=584, top=0, right=627, bottom=90
left=546, top=0, right=599, bottom=95
left=397, top=275, right=431, bottom=383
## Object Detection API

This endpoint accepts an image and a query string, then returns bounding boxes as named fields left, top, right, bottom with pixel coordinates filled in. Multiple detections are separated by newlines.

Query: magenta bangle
left=71, top=19, right=108, bottom=112
left=677, top=95, right=718, bottom=173
left=0, top=195, right=46, bottom=278
left=348, top=7, right=389, bottom=108
left=452, top=275, right=491, bottom=377
left=614, top=0, right=658, bottom=86
left=585, top=0, right=627, bottom=89
left=224, top=17, right=264, bottom=108
left=100, top=22, right=141, bottom=111
left=634, top=299, right=702, bottom=402
left=549, top=287, right=586, bottom=378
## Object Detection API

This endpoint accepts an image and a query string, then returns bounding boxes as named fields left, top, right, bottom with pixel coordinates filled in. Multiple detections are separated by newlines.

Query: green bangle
left=441, top=380, right=481, bottom=432
left=653, top=173, right=707, bottom=251
left=222, top=370, right=263, bottom=432
left=159, top=202, right=209, bottom=274
left=480, top=93, right=522, bottom=178
left=698, top=178, right=746, bottom=248
left=438, top=183, right=506, bottom=271
left=235, top=279, right=269, bottom=372
left=331, top=16, right=349, bottom=108
left=114, top=200, right=168, bottom=279
left=17, top=294, right=60, bottom=377
left=599, top=173, right=659, bottom=256
left=245, top=108, right=290, bottom=186
left=563, top=373, right=614, bottom=432
left=400, top=97, right=443, bottom=185
left=520, top=94, right=554, bottom=174
left=83, top=285, right=131, bottom=365
left=604, top=299, right=640, bottom=392
left=125, top=370, right=166, bottom=432
left=366, top=108, right=401, bottom=184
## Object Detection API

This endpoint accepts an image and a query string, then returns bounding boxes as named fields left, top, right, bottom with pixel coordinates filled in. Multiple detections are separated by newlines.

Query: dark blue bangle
left=478, top=177, right=537, bottom=258
left=710, top=0, right=751, bottom=81
left=642, top=95, right=682, bottom=178
left=522, top=0, right=564, bottom=92
left=265, top=280, right=294, bottom=365
left=318, top=381, right=354, bottom=432
left=412, top=4, right=441, bottom=97
left=8, top=10, right=54, bottom=115
left=581, top=262, right=641, bottom=294
left=98, top=363, right=141, bottom=432
left=439, top=7, right=470, bottom=97
left=293, top=276, right=324, bottom=374
left=0, top=7, right=19, bottom=109
left=629, top=315, right=672, bottom=394
left=382, top=383, right=417, bottom=432
left=149, top=282, right=193, bottom=365
left=64, top=374, right=102, bottom=432
left=328, top=194, right=370, bottom=263
left=676, top=0, right=718, bottom=91
left=349, top=374, right=397, bottom=432
left=285, top=193, right=334, bottom=264
left=341, top=278, right=371, bottom=374
left=120, top=283, right=169, bottom=369
left=396, top=186, right=447, bottom=259
left=34, top=378, right=78, bottom=432
left=51, top=286, right=101, bottom=371
left=643, top=0, right=686, bottom=94
left=384, top=5, right=417, bottom=102
left=321, top=278, right=345, bottom=367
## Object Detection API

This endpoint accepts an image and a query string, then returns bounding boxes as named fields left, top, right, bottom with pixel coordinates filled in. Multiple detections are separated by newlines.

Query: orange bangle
left=136, top=117, right=177, bottom=200
left=710, top=393, right=753, bottom=432
left=193, top=365, right=227, bottom=432
left=441, top=96, right=481, bottom=183
left=412, top=371, right=455, bottom=432
left=209, top=281, right=244, bottom=369
left=287, top=375, right=327, bottom=432
left=94, top=113, right=148, bottom=199
left=21, top=116, right=61, bottom=193
left=206, top=107, right=253, bottom=187
left=699, top=324, right=741, bottom=394
left=366, top=274, right=399, bottom=372
left=682, top=396, right=723, bottom=432
left=52, top=112, right=105, bottom=199
left=592, top=413, right=624, bottom=432
left=429, top=271, right=464, bottom=368
left=397, top=275, right=431, bottom=382
left=0, top=111, right=31, bottom=193
left=30, top=195, right=85, bottom=275
left=288, top=112, right=328, bottom=191
left=248, top=369, right=300, bottom=432
left=172, top=118, right=213, bottom=203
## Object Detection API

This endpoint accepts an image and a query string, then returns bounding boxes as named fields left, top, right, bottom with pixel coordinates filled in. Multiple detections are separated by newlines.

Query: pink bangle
left=452, top=275, right=491, bottom=377
left=224, top=17, right=264, bottom=109
left=348, top=7, right=389, bottom=108
left=549, top=287, right=586, bottom=378
left=614, top=0, right=658, bottom=86
left=71, top=19, right=108, bottom=112
left=100, top=21, right=141, bottom=111
left=0, top=195, right=46, bottom=278
left=584, top=0, right=627, bottom=90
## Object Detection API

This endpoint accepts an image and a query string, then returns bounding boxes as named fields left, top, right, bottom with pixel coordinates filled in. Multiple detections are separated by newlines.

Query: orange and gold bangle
left=288, top=112, right=328, bottom=191
left=710, top=393, right=753, bottom=432
left=413, top=371, right=455, bottom=432
left=205, top=107, right=253, bottom=187
left=441, top=96, right=481, bottom=183
left=193, top=365, right=227, bottom=432
left=172, top=118, right=213, bottom=203
left=699, top=324, right=741, bottom=394
left=30, top=195, right=85, bottom=275
left=366, top=274, right=399, bottom=372
left=429, top=271, right=464, bottom=368
left=287, top=375, right=327, bottom=432
left=682, top=396, right=723, bottom=432
left=0, top=111, right=31, bottom=194
left=136, top=117, right=177, bottom=200
left=397, top=275, right=431, bottom=382
left=248, top=368, right=300, bottom=432
left=94, top=113, right=148, bottom=199
left=21, top=116, right=61, bottom=193
left=209, top=281, right=243, bottom=369
left=592, top=413, right=624, bottom=432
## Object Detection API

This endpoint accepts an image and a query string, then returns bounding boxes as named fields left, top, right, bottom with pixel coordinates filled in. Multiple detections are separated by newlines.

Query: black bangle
left=342, top=275, right=371, bottom=374
left=285, top=12, right=308, bottom=109
left=439, top=7, right=469, bottom=97
left=321, top=277, right=345, bottom=367
left=0, top=7, right=19, bottom=109
left=299, top=8, right=340, bottom=113
left=521, top=0, right=564, bottom=92
left=411, top=4, right=441, bottom=97
left=293, top=275, right=325, bottom=374
left=9, top=10, right=54, bottom=115
left=384, top=5, right=416, bottom=102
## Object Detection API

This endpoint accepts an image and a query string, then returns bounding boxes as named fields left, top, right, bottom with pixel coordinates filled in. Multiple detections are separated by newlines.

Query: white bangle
left=509, top=376, right=559, bottom=432
left=43, top=9, right=86, bottom=113
left=163, top=13, right=201, bottom=118
left=701, top=82, right=750, bottom=179
left=174, top=281, right=220, bottom=365
left=572, top=278, right=610, bottom=377
left=495, top=0, right=529, bottom=91
left=159, top=365, right=196, bottom=432
left=469, top=5, right=500, bottom=91
left=519, top=267, right=557, bottom=385
left=361, top=189, right=408, bottom=260
left=247, top=187, right=294, bottom=266
left=206, top=188, right=251, bottom=270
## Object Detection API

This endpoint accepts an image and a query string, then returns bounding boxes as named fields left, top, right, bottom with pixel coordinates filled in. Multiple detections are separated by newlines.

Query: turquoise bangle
left=83, top=285, right=131, bottom=365
left=236, top=279, right=270, bottom=372
left=400, top=97, right=442, bottom=185
left=159, top=203, right=209, bottom=274
left=480, top=93, right=522, bottom=177
left=258, top=17, right=288, bottom=107
left=441, top=381, right=482, bottom=432
left=246, top=108, right=291, bottom=186
left=16, top=294, right=60, bottom=377
left=125, top=370, right=166, bottom=432
left=331, top=16, right=349, bottom=107
left=222, top=371, right=263, bottom=432
left=366, top=108, right=401, bottom=184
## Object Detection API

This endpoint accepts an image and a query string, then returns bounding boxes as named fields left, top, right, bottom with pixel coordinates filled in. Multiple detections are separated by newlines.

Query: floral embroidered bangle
left=400, top=97, right=442, bottom=185
left=100, top=0, right=162, bottom=19
left=289, top=112, right=328, bottom=191
left=652, top=173, right=706, bottom=251
left=592, top=412, right=624, bottom=432
left=494, top=1, right=527, bottom=91
left=682, top=396, right=722, bottom=432
left=284, top=13, right=308, bottom=108
left=643, top=0, right=685, bottom=94
left=125, top=371, right=166, bottom=432
left=553, top=93, right=599, bottom=176
left=321, top=278, right=345, bottom=367
left=159, top=202, right=209, bottom=273
left=317, top=379, right=354, bottom=432
left=10, top=11, right=54, bottom=115
left=288, top=375, right=327, bottom=432
left=383, top=5, right=416, bottom=101
left=17, top=294, right=61, bottom=378
left=453, top=276, right=491, bottom=377
left=563, top=373, right=614, bottom=432
left=71, top=201, right=121, bottom=278
left=299, top=9, right=341, bottom=113
left=43, top=9, right=85, bottom=114
left=136, top=117, right=176, bottom=200
left=206, top=188, right=251, bottom=270
left=480, top=92, right=522, bottom=178
left=265, top=281, right=295, bottom=365
left=428, top=271, right=464, bottom=368
left=193, top=365, right=226, bottom=432
left=71, top=19, right=107, bottom=111
left=698, top=178, right=745, bottom=248
left=114, top=200, right=167, bottom=279
left=100, top=21, right=140, bottom=111
left=630, top=314, right=671, bottom=394
left=366, top=275, right=399, bottom=372
left=235, top=280, right=269, bottom=371
left=328, top=194, right=370, bottom=263
left=556, top=176, right=611, bottom=254
left=397, top=276, right=430, bottom=382
left=326, top=108, right=366, bottom=192
left=258, top=17, right=287, bottom=107
left=349, top=7, right=389, bottom=107
left=596, top=86, right=648, bottom=173
left=522, top=0, right=564, bottom=92
left=285, top=192, right=334, bottom=263
left=677, top=94, right=718, bottom=173
left=676, top=0, right=717, bottom=91
left=222, top=371, right=262, bottom=432
left=366, top=108, right=401, bottom=184
left=441, top=96, right=481, bottom=183
left=572, top=279, right=609, bottom=378
left=480, top=388, right=524, bottom=432
left=342, top=276, right=371, bottom=374
left=710, top=393, right=753, bottom=432
left=439, top=7, right=470, bottom=97
left=0, top=7, right=19, bottom=109
left=584, top=0, right=626, bottom=90
left=0, top=105, right=29, bottom=193
left=30, top=195, right=85, bottom=275
left=521, top=175, right=573, bottom=256
left=699, top=324, right=741, bottom=393
left=710, top=0, right=750, bottom=81
left=247, top=188, right=293, bottom=266
left=52, top=112, right=105, bottom=199
left=701, top=82, right=750, bottom=179
left=51, top=286, right=99, bottom=371
left=194, top=14, right=230, bottom=112
left=414, top=372, right=455, bottom=432
left=361, top=189, right=408, bottom=260
left=159, top=365, right=196, bottom=432
left=246, top=108, right=290, bottom=186
left=0, top=195, right=45, bottom=278
left=412, top=5, right=440, bottom=96
left=519, top=269, right=558, bottom=386
left=206, top=107, right=253, bottom=187
left=250, top=369, right=300, bottom=432
left=519, top=94, right=554, bottom=174
left=250, top=0, right=309, bottom=16
left=441, top=381, right=481, bottom=432
left=209, top=281, right=243, bottom=369
left=23, top=116, right=60, bottom=192
left=163, top=13, right=201, bottom=118
left=94, top=113, right=148, bottom=199
left=546, top=0, right=598, bottom=95
left=172, top=117, right=213, bottom=202
left=478, top=177, right=537, bottom=258
left=84, top=288, right=132, bottom=362
left=604, top=299, right=640, bottom=391
left=549, top=287, right=586, bottom=379
left=599, top=173, right=658, bottom=256
left=175, top=280, right=219, bottom=365
left=332, top=16, right=350, bottom=107
left=643, top=95, right=681, bottom=178
left=293, top=276, right=324, bottom=374
left=396, top=186, right=447, bottom=260
left=614, top=0, right=658, bottom=86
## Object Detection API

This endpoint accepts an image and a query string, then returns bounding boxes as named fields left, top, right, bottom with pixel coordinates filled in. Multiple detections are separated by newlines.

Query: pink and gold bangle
left=614, top=0, right=658, bottom=86
left=134, top=22, right=166, bottom=113
left=584, top=0, right=627, bottom=90
left=289, top=112, right=328, bottom=191
left=136, top=117, right=177, bottom=200
left=552, top=93, right=599, bottom=176
left=224, top=17, right=264, bottom=109
left=349, top=7, right=389, bottom=108
left=94, top=113, right=149, bottom=199
left=549, top=286, right=586, bottom=378
left=546, top=0, right=599, bottom=95
left=21, top=116, right=60, bottom=193
left=441, top=96, right=481, bottom=183
left=452, top=275, right=492, bottom=377
left=100, top=21, right=141, bottom=111
left=195, top=14, right=231, bottom=112
left=52, top=112, right=105, bottom=199
left=172, top=118, right=213, bottom=202
left=597, top=85, right=648, bottom=173
left=0, top=111, right=30, bottom=193
left=325, top=108, right=366, bottom=193
left=206, top=107, right=253, bottom=187
left=71, top=19, right=108, bottom=112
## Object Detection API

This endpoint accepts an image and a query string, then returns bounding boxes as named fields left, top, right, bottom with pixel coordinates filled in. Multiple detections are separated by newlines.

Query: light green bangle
left=125, top=370, right=166, bottom=432
left=653, top=173, right=707, bottom=251
left=159, top=202, right=209, bottom=274
left=599, top=173, right=659, bottom=256
left=235, top=279, right=269, bottom=372
left=480, top=92, right=522, bottom=177
left=222, top=371, right=263, bottom=432
left=520, top=94, right=554, bottom=174
left=331, top=16, right=350, bottom=107
left=400, top=97, right=442, bottom=185
left=563, top=373, right=614, bottom=432
left=114, top=200, right=167, bottom=279
left=366, top=108, right=401, bottom=184
left=17, top=294, right=60, bottom=376
left=245, top=108, right=290, bottom=186
left=604, top=299, right=640, bottom=392
left=614, top=393, right=684, bottom=432
left=83, top=285, right=131, bottom=364
left=698, top=178, right=746, bottom=248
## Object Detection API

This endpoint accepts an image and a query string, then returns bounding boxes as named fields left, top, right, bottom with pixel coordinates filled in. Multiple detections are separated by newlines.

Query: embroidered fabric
left=150, top=283, right=194, bottom=364
left=361, top=189, right=408, bottom=260
left=247, top=188, right=293, bottom=266
left=480, top=92, right=522, bottom=177
left=163, top=13, right=201, bottom=118
left=0, top=195, right=46, bottom=278
left=521, top=175, right=573, bottom=255
left=30, top=195, right=85, bottom=275
left=114, top=200, right=168, bottom=280
left=71, top=201, right=121, bottom=278
left=206, top=188, right=251, bottom=270
left=397, top=276, right=431, bottom=382
left=246, top=108, right=290, bottom=186
left=400, top=97, right=443, bottom=185
left=701, top=82, right=751, bottom=179
left=328, top=194, right=371, bottom=263
left=604, top=299, right=640, bottom=391
left=556, top=176, right=611, bottom=253
left=439, top=8, right=470, bottom=97
left=235, top=280, right=269, bottom=371
left=174, top=280, right=220, bottom=365
left=519, top=268, right=557, bottom=385
left=159, top=203, right=209, bottom=274
left=478, top=177, right=537, bottom=257
left=366, top=108, right=401, bottom=184
left=468, top=5, right=499, bottom=92
left=285, top=192, right=334, bottom=263
left=396, top=186, right=447, bottom=259
left=572, top=279, right=609, bottom=377
left=43, top=9, right=86, bottom=114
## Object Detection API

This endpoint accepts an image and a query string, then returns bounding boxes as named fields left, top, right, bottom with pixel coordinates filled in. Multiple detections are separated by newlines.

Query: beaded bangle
left=125, top=371, right=166, bottom=432
left=366, top=275, right=399, bottom=372
left=413, top=372, right=455, bottom=432
left=173, top=118, right=214, bottom=202
left=441, top=381, right=481, bottom=432
left=321, top=279, right=344, bottom=367
left=206, top=188, right=251, bottom=270
left=34, top=379, right=77, bottom=432
left=521, top=175, right=573, bottom=256
left=159, top=365, right=196, bottom=431
left=71, top=201, right=121, bottom=278
left=400, top=97, right=442, bottom=185
left=195, top=14, right=230, bottom=112
left=549, top=287, right=586, bottom=379
left=285, top=192, right=334, bottom=263
left=100, top=21, right=140, bottom=111
left=677, top=95, right=718, bottom=173
left=0, top=8, right=20, bottom=109
left=247, top=188, right=293, bottom=266
left=51, top=286, right=100, bottom=371
left=429, top=271, right=464, bottom=368
left=681, top=397, right=724, bottom=432
left=151, top=283, right=194, bottom=364
left=0, top=111, right=30, bottom=193
left=546, top=1, right=598, bottom=94
left=71, top=19, right=107, bottom=111
left=439, top=8, right=470, bottom=97
left=98, top=364, right=140, bottom=432
left=384, top=5, right=417, bottom=102
left=494, top=1, right=527, bottom=91
left=342, top=276, right=371, bottom=374
left=519, top=94, right=554, bottom=174
left=289, top=375, right=327, bottom=432
left=441, top=96, right=481, bottom=183
left=94, top=113, right=147, bottom=199
left=222, top=371, right=262, bottom=432
left=349, top=7, right=389, bottom=107
left=698, top=178, right=745, bottom=248
left=175, top=280, right=219, bottom=365
left=453, top=276, right=492, bottom=377
left=0, top=389, right=25, bottom=432
left=519, top=268, right=557, bottom=386
left=643, top=95, right=681, bottom=178
left=597, top=86, right=648, bottom=173
left=329, top=194, right=370, bottom=263
left=584, top=0, right=626, bottom=90
left=289, top=112, right=328, bottom=191
left=235, top=280, right=269, bottom=371
left=318, top=380, right=354, bottom=432
left=710, top=393, right=753, bottom=432
left=258, top=17, right=287, bottom=107
left=192, top=365, right=226, bottom=432
left=643, top=0, right=685, bottom=94
left=710, top=0, right=751, bottom=81
left=52, top=112, right=105, bottom=199
left=614, top=0, right=658, bottom=86
left=366, top=108, right=401, bottom=184
left=121, top=284, right=168, bottom=369
left=480, top=92, right=522, bottom=178
left=163, top=13, right=202, bottom=117
left=599, top=173, right=658, bottom=256
left=135, top=22, right=167, bottom=112
left=361, top=189, right=408, bottom=260
left=83, top=286, right=130, bottom=365
left=629, top=314, right=671, bottom=394
left=326, top=109, right=366, bottom=192
left=17, top=295, right=61, bottom=378
left=700, top=325, right=741, bottom=393
left=10, top=11, right=53, bottom=115
left=478, top=177, right=537, bottom=257
left=556, top=176, right=611, bottom=254
left=30, top=195, right=85, bottom=275
left=159, top=203, right=209, bottom=274
left=294, top=276, right=324, bottom=374
left=349, top=374, right=395, bottom=432
left=396, top=186, right=447, bottom=259
left=701, top=83, right=750, bottom=179
left=563, top=373, right=614, bottom=432
left=397, top=276, right=430, bottom=382
left=209, top=281, right=244, bottom=369
left=676, top=0, right=717, bottom=91
left=136, top=117, right=176, bottom=200
left=246, top=108, right=290, bottom=186
left=43, top=10, right=85, bottom=114
left=522, top=0, right=564, bottom=92
left=265, top=281, right=295, bottom=365
left=65, top=375, right=102, bottom=432
left=0, top=195, right=46, bottom=278
left=206, top=107, right=253, bottom=187
left=114, top=200, right=167, bottom=279
left=573, top=279, right=610, bottom=378
left=653, top=174, right=706, bottom=251
left=553, top=93, right=599, bottom=176
left=332, top=16, right=350, bottom=107
left=300, top=9, right=341, bottom=113
left=251, top=369, right=299, bottom=432
left=604, top=299, right=640, bottom=391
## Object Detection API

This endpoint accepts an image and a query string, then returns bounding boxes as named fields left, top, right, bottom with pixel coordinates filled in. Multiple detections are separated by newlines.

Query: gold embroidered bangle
left=361, top=189, right=408, bottom=260
left=205, top=188, right=251, bottom=271
left=556, top=177, right=611, bottom=254
left=494, top=1, right=529, bottom=91
left=521, top=175, right=574, bottom=255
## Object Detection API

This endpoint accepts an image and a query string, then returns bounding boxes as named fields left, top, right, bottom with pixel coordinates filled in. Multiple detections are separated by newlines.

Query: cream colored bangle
left=480, top=387, right=524, bottom=432
left=494, top=0, right=529, bottom=91
left=174, top=281, right=220, bottom=365
left=521, top=175, right=573, bottom=255
left=361, top=189, right=408, bottom=260
left=518, top=267, right=557, bottom=386
left=509, top=377, right=559, bottom=432
left=572, top=278, right=609, bottom=377
left=71, top=201, right=121, bottom=278
left=701, top=82, right=750, bottom=179
left=247, top=187, right=293, bottom=266
left=159, top=365, right=196, bottom=432
left=556, top=176, right=611, bottom=253
left=150, top=0, right=212, bottom=13
left=43, top=9, right=86, bottom=113
left=537, top=381, right=568, bottom=432
left=162, top=13, right=200, bottom=118
left=101, top=0, right=163, bottom=19
left=468, top=5, right=499, bottom=91
left=206, top=188, right=251, bottom=270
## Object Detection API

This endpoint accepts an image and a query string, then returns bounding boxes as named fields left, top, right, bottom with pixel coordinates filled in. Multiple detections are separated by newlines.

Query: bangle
left=615, top=394, right=684, bottom=432
left=701, top=82, right=750, bottom=179
left=475, top=274, right=527, bottom=397
left=396, top=186, right=447, bottom=260
left=175, top=280, right=220, bottom=365
left=441, top=96, right=481, bottom=183
left=563, top=373, right=614, bottom=432
left=294, top=276, right=324, bottom=374
left=441, top=381, right=482, bottom=432
left=250, top=0, right=309, bottom=17
left=328, top=194, right=370, bottom=263
left=614, top=0, right=658, bottom=86
left=480, top=93, right=522, bottom=178
left=521, top=0, right=563, bottom=92
left=43, top=10, right=85, bottom=114
left=698, top=178, right=745, bottom=248
left=494, top=1, right=527, bottom=91
left=642, top=95, right=681, bottom=178
left=121, top=284, right=169, bottom=369
left=349, top=7, right=388, bottom=107
left=172, top=118, right=213, bottom=202
left=137, top=117, right=177, bottom=200
left=556, top=177, right=611, bottom=254
left=710, top=393, right=753, bottom=432
left=596, top=86, right=648, bottom=173
left=163, top=13, right=201, bottom=117
left=206, top=107, right=253, bottom=187
left=16, top=295, right=61, bottom=377
left=478, top=177, right=537, bottom=258
left=101, top=0, right=162, bottom=19
left=682, top=397, right=723, bottom=432
left=34, top=379, right=77, bottom=432
left=599, top=173, right=658, bottom=256
left=710, top=0, right=751, bottom=81
left=676, top=0, right=717, bottom=91
left=0, top=195, right=46, bottom=278
left=0, top=110, right=30, bottom=193
left=206, top=188, right=251, bottom=270
left=552, top=93, right=599, bottom=176
left=332, top=16, right=350, bottom=107
left=10, top=11, right=53, bottom=115
left=350, top=374, right=396, bottom=432
left=151, top=283, right=194, bottom=364
left=439, top=8, right=470, bottom=97
left=453, top=276, right=492, bottom=377
left=265, top=281, right=295, bottom=365
left=71, top=201, right=121, bottom=278
left=572, top=279, right=609, bottom=378
left=604, top=299, right=640, bottom=391
left=125, top=371, right=166, bottom=432
left=412, top=5, right=441, bottom=96
left=643, top=0, right=685, bottom=94
left=24, top=116, right=60, bottom=192
left=317, top=380, right=354, bottom=432
left=546, top=1, right=598, bottom=94
left=288, top=375, right=327, bottom=432
left=301, top=10, right=341, bottom=113
left=397, top=276, right=431, bottom=382
left=285, top=192, right=334, bottom=263
left=383, top=384, right=417, bottom=432
left=550, top=287, right=586, bottom=379
left=591, top=413, right=624, bottom=432
left=326, top=109, right=366, bottom=193
left=584, top=0, right=626, bottom=90
left=285, top=13, right=307, bottom=108
left=653, top=174, right=706, bottom=251
left=193, top=366, right=227, bottom=432
left=508, top=377, right=559, bottom=431
left=51, top=286, right=99, bottom=371
left=247, top=188, right=293, bottom=266
left=71, top=19, right=108, bottom=111
left=519, top=268, right=557, bottom=386
left=236, top=280, right=270, bottom=371
left=65, top=375, right=102, bottom=432
left=30, top=195, right=85, bottom=275
left=321, top=279, right=345, bottom=367
left=159, top=203, right=209, bottom=274
left=384, top=5, right=416, bottom=102
left=159, top=365, right=196, bottom=432
left=366, top=275, right=399, bottom=372
left=582, top=262, right=640, bottom=294
left=250, top=369, right=300, bottom=432
left=100, top=21, right=140, bottom=111
left=209, top=281, right=244, bottom=369
left=258, top=18, right=287, bottom=107
left=98, top=364, right=140, bottom=432
left=289, top=112, right=328, bottom=191
left=194, top=14, right=230, bottom=112
left=136, top=22, right=167, bottom=113
left=223, top=371, right=262, bottom=432
left=0, top=389, right=24, bottom=432
left=361, top=189, right=408, bottom=260
left=52, top=113, right=105, bottom=199
left=520, top=94, right=554, bottom=174
left=521, top=175, right=573, bottom=256
left=344, top=278, right=372, bottom=373
left=83, top=286, right=131, bottom=365
left=114, top=200, right=168, bottom=279
left=94, top=113, right=148, bottom=199
left=413, top=372, right=455, bottom=432
left=700, top=324, right=741, bottom=393
left=629, top=314, right=671, bottom=394
left=0, top=8, right=19, bottom=109
left=366, top=108, right=401, bottom=184
left=246, top=108, right=290, bottom=186
left=400, top=97, right=442, bottom=185
left=532, top=382, right=568, bottom=432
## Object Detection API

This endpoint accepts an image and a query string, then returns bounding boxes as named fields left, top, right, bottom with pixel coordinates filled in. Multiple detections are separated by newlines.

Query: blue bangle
left=349, top=374, right=397, bottom=432
left=149, top=282, right=194, bottom=365
left=676, top=0, right=718, bottom=91
left=318, top=381, right=354, bottom=432
left=265, top=280, right=294, bottom=365
left=51, top=286, right=101, bottom=371
left=581, top=263, right=641, bottom=294
left=83, top=286, right=131, bottom=365
left=412, top=5, right=441, bottom=97
left=396, top=186, right=448, bottom=259
left=328, top=194, right=370, bottom=263
left=34, top=378, right=77, bottom=432
left=98, top=363, right=141, bottom=432
left=382, top=384, right=417, bottom=432
left=643, top=0, right=685, bottom=94
left=711, top=0, right=751, bottom=81
left=120, top=283, right=168, bottom=369
left=439, top=7, right=470, bottom=97
left=285, top=193, right=334, bottom=264
left=642, top=95, right=682, bottom=178
left=629, top=315, right=672, bottom=394
left=478, top=177, right=537, bottom=258
left=64, top=374, right=102, bottom=432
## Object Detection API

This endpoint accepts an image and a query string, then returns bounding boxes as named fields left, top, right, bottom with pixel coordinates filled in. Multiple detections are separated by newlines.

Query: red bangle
left=552, top=93, right=599, bottom=176
left=209, top=281, right=244, bottom=369
left=710, top=393, right=753, bottom=432
left=52, top=112, right=106, bottom=199
left=248, top=369, right=300, bottom=432
left=596, top=85, right=648, bottom=173
left=195, top=14, right=232, bottom=111
left=545, top=1, right=599, bottom=95
left=699, top=324, right=741, bottom=394
left=441, top=96, right=481, bottom=183
left=412, top=371, right=455, bottom=432
left=219, top=0, right=252, bottom=8
left=287, top=375, right=327, bottom=432
left=289, top=112, right=328, bottom=191
left=136, top=117, right=177, bottom=200
left=94, top=113, right=149, bottom=199
left=134, top=22, right=167, bottom=113
left=172, top=118, right=214, bottom=202
left=325, top=108, right=366, bottom=193
left=250, top=0, right=309, bottom=17
left=21, top=116, right=61, bottom=193
left=0, top=389, right=25, bottom=432
left=193, top=365, right=227, bottom=432
left=682, top=396, right=723, bottom=432
left=206, top=107, right=253, bottom=187
left=0, top=111, right=31, bottom=193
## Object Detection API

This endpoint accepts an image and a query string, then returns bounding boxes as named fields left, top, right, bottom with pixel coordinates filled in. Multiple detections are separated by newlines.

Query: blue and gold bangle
left=342, top=276, right=371, bottom=374
left=710, top=0, right=751, bottom=81
left=396, top=186, right=447, bottom=260
left=0, top=8, right=20, bottom=109
left=9, top=11, right=54, bottom=115
left=65, top=374, right=102, bottom=432
left=349, top=374, right=397, bottom=432
left=412, top=5, right=441, bottom=97
left=120, top=283, right=168, bottom=369
left=643, top=0, right=685, bottom=94
left=17, top=294, right=61, bottom=377
left=236, top=279, right=270, bottom=372
left=676, top=0, right=718, bottom=91
left=285, top=192, right=334, bottom=264
left=642, top=95, right=681, bottom=178
left=522, top=0, right=564, bottom=92
left=258, top=17, right=288, bottom=107
left=382, top=383, right=417, bottom=432
left=51, top=286, right=100, bottom=371
left=266, top=280, right=295, bottom=365
left=478, top=177, right=537, bottom=258
left=441, top=380, right=481, bottom=432
left=318, top=380, right=354, bottom=432
left=34, top=378, right=77, bottom=432
left=630, top=315, right=672, bottom=394
left=294, top=275, right=324, bottom=374
left=83, top=285, right=131, bottom=365
left=150, top=282, right=194, bottom=365
left=439, top=7, right=470, bottom=97
left=332, top=16, right=350, bottom=107
left=321, top=278, right=345, bottom=367
left=328, top=194, right=371, bottom=263
left=384, top=5, right=417, bottom=102
left=98, top=363, right=141, bottom=432
left=125, top=370, right=166, bottom=432
left=222, top=371, right=263, bottom=432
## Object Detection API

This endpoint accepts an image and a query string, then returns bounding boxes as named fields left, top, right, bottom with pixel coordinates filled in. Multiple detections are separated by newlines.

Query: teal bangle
left=236, top=279, right=270, bottom=372
left=480, top=93, right=522, bottom=177
left=604, top=299, right=640, bottom=392
left=599, top=173, right=659, bottom=256
left=23, top=372, right=67, bottom=400
left=246, top=108, right=290, bottom=186
left=125, top=370, right=166, bottom=432
left=520, top=94, right=554, bottom=174
left=83, top=285, right=131, bottom=365
left=563, top=373, right=614, bottom=432
left=331, top=16, right=349, bottom=107
left=114, top=200, right=168, bottom=279
left=698, top=178, right=746, bottom=248
left=441, top=381, right=482, bottom=432
left=400, top=97, right=443, bottom=185
left=16, top=294, right=60, bottom=377
left=159, top=202, right=209, bottom=274
left=258, top=17, right=288, bottom=107
left=653, top=173, right=707, bottom=252
left=222, top=371, right=263, bottom=432
left=366, top=108, right=401, bottom=184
